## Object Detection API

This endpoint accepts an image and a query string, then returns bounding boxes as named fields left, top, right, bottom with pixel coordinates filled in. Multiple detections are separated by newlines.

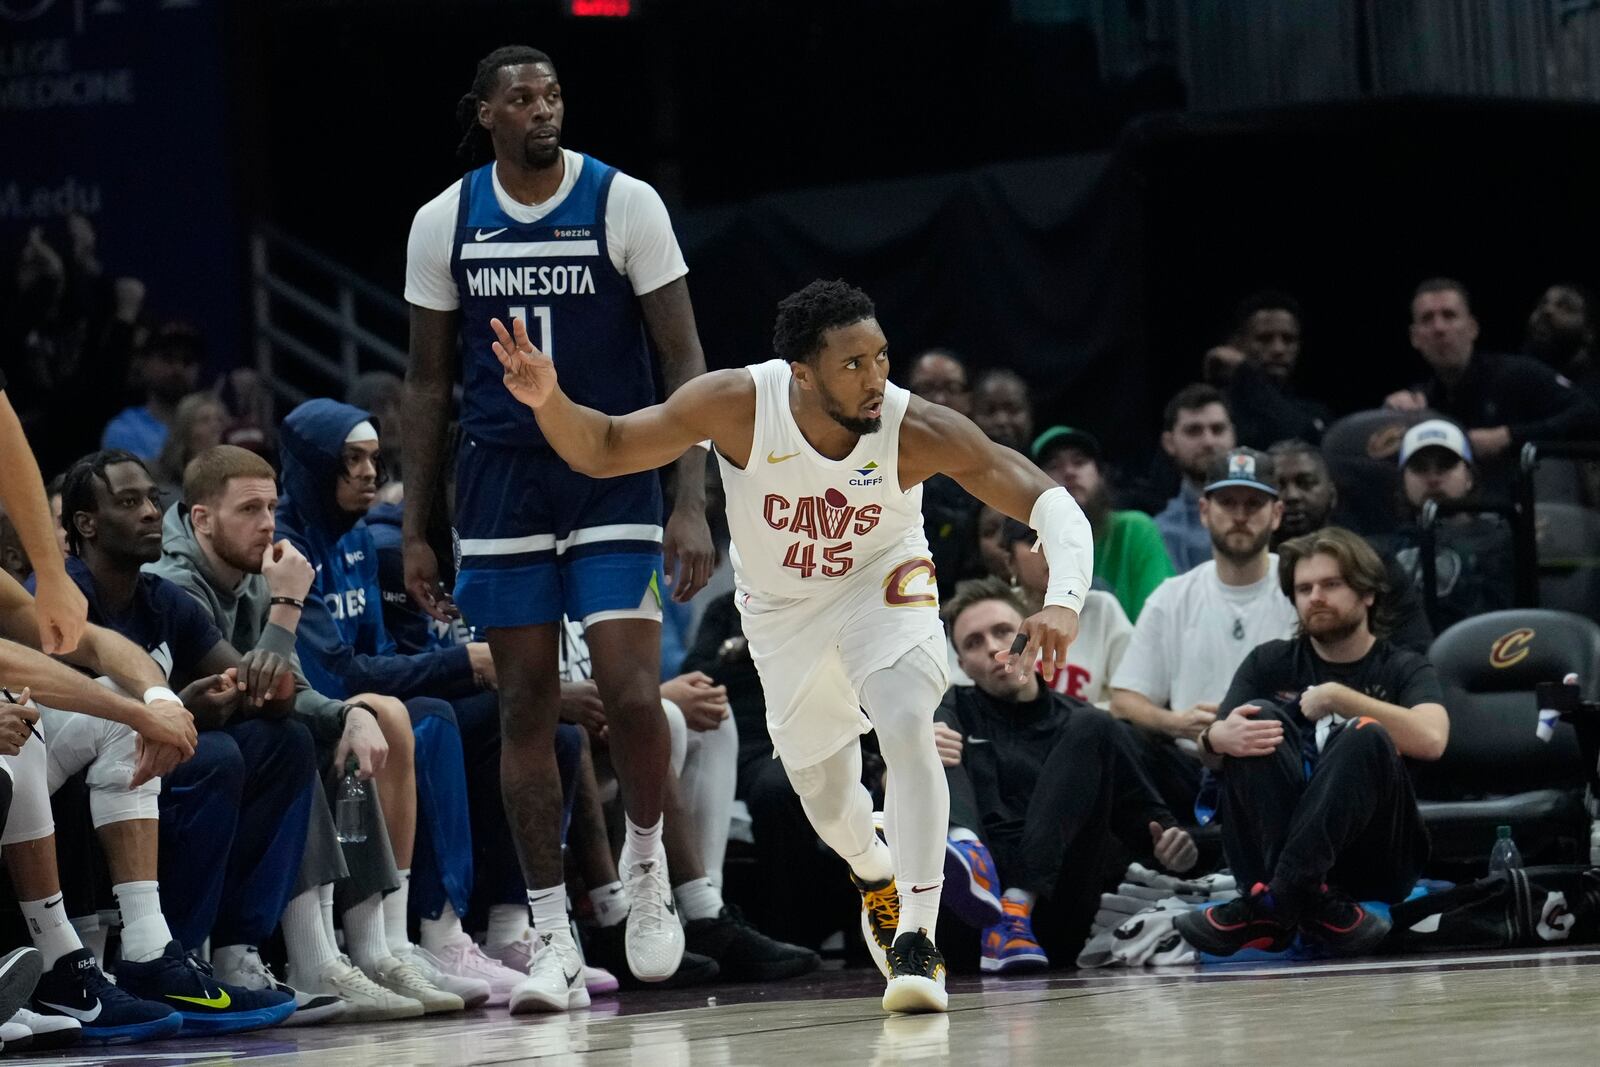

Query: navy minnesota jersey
left=450, top=155, right=654, bottom=448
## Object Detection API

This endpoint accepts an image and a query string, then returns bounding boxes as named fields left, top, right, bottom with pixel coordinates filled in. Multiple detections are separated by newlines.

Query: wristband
left=1198, top=724, right=1216, bottom=755
left=270, top=596, right=305, bottom=610
left=143, top=686, right=180, bottom=706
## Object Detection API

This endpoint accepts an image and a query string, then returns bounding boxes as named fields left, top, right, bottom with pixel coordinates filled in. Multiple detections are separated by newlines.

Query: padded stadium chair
left=1320, top=407, right=1432, bottom=537
left=1532, top=457, right=1591, bottom=506
left=1413, top=609, right=1600, bottom=874
left=1534, top=503, right=1600, bottom=624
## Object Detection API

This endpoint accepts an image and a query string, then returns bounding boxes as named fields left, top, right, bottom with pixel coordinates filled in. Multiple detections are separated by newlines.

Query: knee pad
left=0, top=732, right=53, bottom=846
left=786, top=760, right=825, bottom=800
left=861, top=644, right=947, bottom=738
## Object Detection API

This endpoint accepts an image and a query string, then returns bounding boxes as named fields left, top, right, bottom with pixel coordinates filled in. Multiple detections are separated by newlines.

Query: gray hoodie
left=144, top=504, right=348, bottom=744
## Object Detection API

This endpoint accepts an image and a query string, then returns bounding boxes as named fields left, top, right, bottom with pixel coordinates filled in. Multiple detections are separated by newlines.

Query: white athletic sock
left=283, top=885, right=340, bottom=988
left=22, top=895, right=83, bottom=969
left=383, top=868, right=412, bottom=956
left=948, top=826, right=980, bottom=843
left=619, top=814, right=665, bottom=871
left=845, top=837, right=895, bottom=885
left=70, top=912, right=105, bottom=964
left=897, top=878, right=943, bottom=943
left=419, top=901, right=468, bottom=954
left=1003, top=888, right=1037, bottom=908
left=344, top=891, right=391, bottom=973
left=526, top=884, right=570, bottom=938
left=485, top=903, right=530, bottom=949
left=318, top=883, right=338, bottom=954
left=672, top=876, right=724, bottom=923
left=588, top=881, right=629, bottom=928
left=114, top=881, right=173, bottom=963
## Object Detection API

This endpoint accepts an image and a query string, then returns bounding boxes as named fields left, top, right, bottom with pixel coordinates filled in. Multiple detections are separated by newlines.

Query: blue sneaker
left=980, top=898, right=1050, bottom=974
left=114, top=942, right=295, bottom=1036
left=31, top=949, right=181, bottom=1045
left=942, top=837, right=1004, bottom=929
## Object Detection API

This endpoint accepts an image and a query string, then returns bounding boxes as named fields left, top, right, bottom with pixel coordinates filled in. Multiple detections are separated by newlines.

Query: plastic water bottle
left=336, top=767, right=368, bottom=844
left=1487, top=825, right=1522, bottom=875
left=1589, top=822, right=1600, bottom=867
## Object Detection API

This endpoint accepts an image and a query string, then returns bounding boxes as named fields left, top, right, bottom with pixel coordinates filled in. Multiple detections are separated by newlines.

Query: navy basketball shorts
left=452, top=437, right=665, bottom=630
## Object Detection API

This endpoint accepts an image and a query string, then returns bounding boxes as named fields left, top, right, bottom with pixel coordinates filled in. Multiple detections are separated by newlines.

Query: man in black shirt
left=1175, top=527, right=1448, bottom=958
left=1384, top=277, right=1597, bottom=492
left=1204, top=291, right=1332, bottom=448
left=935, top=578, right=1196, bottom=971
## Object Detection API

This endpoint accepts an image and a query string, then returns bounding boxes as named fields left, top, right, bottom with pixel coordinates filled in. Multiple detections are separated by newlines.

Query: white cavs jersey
left=715, top=359, right=934, bottom=607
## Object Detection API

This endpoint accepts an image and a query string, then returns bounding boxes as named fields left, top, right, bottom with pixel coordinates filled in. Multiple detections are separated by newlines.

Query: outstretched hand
left=491, top=316, right=557, bottom=410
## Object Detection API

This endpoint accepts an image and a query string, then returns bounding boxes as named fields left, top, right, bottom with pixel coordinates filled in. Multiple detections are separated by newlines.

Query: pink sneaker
left=425, top=937, right=524, bottom=1008
left=488, top=934, right=618, bottom=997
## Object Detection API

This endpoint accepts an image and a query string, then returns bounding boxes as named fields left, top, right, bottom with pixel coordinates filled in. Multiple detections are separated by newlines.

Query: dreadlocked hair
left=60, top=450, right=150, bottom=556
left=455, top=45, right=554, bottom=169
left=772, top=279, right=876, bottom=365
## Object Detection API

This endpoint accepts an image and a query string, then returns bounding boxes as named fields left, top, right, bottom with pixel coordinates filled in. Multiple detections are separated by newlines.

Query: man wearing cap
left=1109, top=448, right=1299, bottom=818
left=1372, top=419, right=1514, bottom=631
left=1153, top=384, right=1236, bottom=575
left=1034, top=426, right=1173, bottom=622
left=1174, top=525, right=1446, bottom=958
left=1384, top=278, right=1597, bottom=491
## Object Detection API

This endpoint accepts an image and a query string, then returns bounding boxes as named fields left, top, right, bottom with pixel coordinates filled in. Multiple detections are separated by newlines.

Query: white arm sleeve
left=1029, top=486, right=1093, bottom=614
left=404, top=181, right=464, bottom=312
left=606, top=172, right=689, bottom=296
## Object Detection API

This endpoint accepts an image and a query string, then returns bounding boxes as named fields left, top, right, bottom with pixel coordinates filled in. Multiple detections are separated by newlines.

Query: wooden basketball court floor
left=21, top=949, right=1600, bottom=1066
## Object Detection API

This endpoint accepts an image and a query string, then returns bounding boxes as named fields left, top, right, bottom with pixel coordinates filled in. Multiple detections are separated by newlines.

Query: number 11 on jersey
left=508, top=306, right=553, bottom=357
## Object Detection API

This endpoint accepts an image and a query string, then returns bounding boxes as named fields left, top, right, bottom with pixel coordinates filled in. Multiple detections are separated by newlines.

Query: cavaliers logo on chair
left=1489, top=628, right=1535, bottom=669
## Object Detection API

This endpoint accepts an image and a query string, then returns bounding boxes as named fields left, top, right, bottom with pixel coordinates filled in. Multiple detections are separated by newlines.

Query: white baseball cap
left=1398, top=419, right=1473, bottom=468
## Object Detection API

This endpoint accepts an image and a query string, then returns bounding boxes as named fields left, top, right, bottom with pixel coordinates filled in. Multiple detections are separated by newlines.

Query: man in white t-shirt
left=1109, top=448, right=1298, bottom=819
left=398, top=45, right=717, bottom=1013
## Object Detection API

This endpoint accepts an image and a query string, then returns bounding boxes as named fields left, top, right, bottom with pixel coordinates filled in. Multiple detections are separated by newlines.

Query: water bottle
left=1487, top=825, right=1522, bottom=875
left=336, top=764, right=368, bottom=844
left=1589, top=821, right=1600, bottom=868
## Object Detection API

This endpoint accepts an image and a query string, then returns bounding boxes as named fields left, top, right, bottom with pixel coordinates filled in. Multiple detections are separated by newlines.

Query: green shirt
left=1096, top=509, right=1175, bottom=622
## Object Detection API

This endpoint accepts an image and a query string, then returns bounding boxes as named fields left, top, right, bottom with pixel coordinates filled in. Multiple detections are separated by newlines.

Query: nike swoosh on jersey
left=475, top=228, right=508, bottom=241
left=766, top=451, right=801, bottom=463
left=37, top=998, right=102, bottom=1022
left=168, top=989, right=232, bottom=1010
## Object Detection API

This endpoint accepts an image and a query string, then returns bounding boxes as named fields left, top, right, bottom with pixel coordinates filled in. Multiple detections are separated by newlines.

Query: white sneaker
left=7, top=1007, right=82, bottom=1051
left=492, top=927, right=622, bottom=997
left=509, top=931, right=589, bottom=1014
left=216, top=947, right=347, bottom=1028
left=312, top=956, right=424, bottom=1023
left=427, top=937, right=523, bottom=1007
left=621, top=855, right=685, bottom=981
left=372, top=956, right=465, bottom=1015
left=403, top=945, right=491, bottom=1010
left=0, top=1017, right=31, bottom=1053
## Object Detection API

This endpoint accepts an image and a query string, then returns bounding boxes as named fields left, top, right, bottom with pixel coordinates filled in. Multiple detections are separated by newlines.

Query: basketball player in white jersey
left=490, top=280, right=1092, bottom=1013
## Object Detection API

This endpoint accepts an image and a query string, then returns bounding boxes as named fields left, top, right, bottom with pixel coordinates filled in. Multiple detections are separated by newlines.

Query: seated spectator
left=1371, top=419, right=1514, bottom=632
left=935, top=579, right=1196, bottom=973
left=1384, top=278, right=1598, bottom=493
left=1175, top=527, right=1447, bottom=958
left=1032, top=425, right=1173, bottom=621
left=1154, top=384, right=1237, bottom=574
left=0, top=505, right=28, bottom=587
left=148, top=445, right=506, bottom=1018
left=970, top=369, right=1034, bottom=454
left=1267, top=440, right=1432, bottom=653
left=1203, top=290, right=1332, bottom=448
left=274, top=400, right=511, bottom=1010
left=52, top=450, right=325, bottom=1031
left=1525, top=282, right=1599, bottom=407
left=681, top=590, right=860, bottom=952
left=152, top=392, right=228, bottom=509
left=215, top=368, right=278, bottom=458
left=1111, top=448, right=1298, bottom=821
left=998, top=517, right=1130, bottom=707
left=100, top=322, right=203, bottom=462
left=347, top=372, right=405, bottom=499
left=908, top=349, right=972, bottom=415
left=909, top=350, right=983, bottom=598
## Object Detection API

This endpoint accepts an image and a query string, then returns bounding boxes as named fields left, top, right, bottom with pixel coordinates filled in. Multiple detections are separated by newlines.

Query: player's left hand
left=999, top=605, right=1079, bottom=680
left=663, top=507, right=715, bottom=603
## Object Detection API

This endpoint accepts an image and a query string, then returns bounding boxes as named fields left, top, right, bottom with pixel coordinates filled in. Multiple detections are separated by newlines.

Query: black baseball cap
left=1203, top=447, right=1278, bottom=497
left=1031, top=425, right=1102, bottom=464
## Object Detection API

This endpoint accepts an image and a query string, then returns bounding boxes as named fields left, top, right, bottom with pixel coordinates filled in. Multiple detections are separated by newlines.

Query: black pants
left=736, top=752, right=856, bottom=950
left=1219, top=700, right=1428, bottom=906
left=1124, top=724, right=1203, bottom=825
left=948, top=705, right=1174, bottom=961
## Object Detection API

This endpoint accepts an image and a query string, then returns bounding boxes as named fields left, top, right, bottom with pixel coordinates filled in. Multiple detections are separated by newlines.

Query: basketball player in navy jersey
left=401, top=46, right=715, bottom=1012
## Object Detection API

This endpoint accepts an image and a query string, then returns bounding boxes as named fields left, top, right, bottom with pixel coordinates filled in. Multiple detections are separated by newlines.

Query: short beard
left=214, top=537, right=265, bottom=576
left=1305, top=612, right=1363, bottom=644
left=820, top=390, right=881, bottom=436
left=1211, top=525, right=1272, bottom=565
left=523, top=136, right=561, bottom=169
left=1080, top=483, right=1112, bottom=532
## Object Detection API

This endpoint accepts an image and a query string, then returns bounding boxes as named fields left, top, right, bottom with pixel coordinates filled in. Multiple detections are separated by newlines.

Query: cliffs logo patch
left=850, top=460, right=884, bottom=487
left=1489, top=628, right=1535, bottom=669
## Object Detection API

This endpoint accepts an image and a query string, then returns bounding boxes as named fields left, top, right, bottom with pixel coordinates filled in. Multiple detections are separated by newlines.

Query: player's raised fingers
left=489, top=316, right=512, bottom=348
